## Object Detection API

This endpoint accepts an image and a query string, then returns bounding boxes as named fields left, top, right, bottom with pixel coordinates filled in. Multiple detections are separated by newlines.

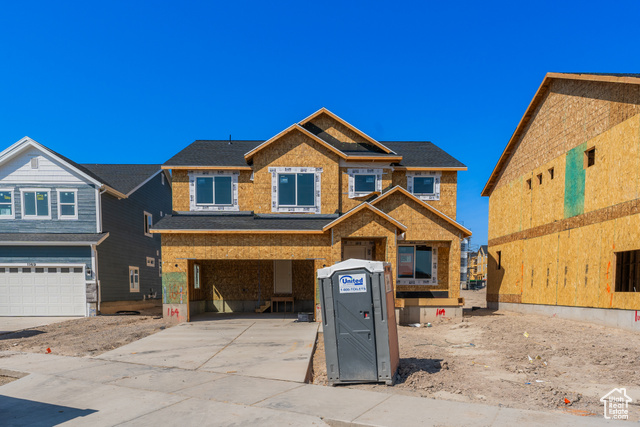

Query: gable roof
left=299, top=107, right=394, bottom=154
left=383, top=141, right=467, bottom=170
left=244, top=124, right=348, bottom=162
left=482, top=72, right=640, bottom=197
left=371, top=186, right=472, bottom=237
left=322, top=202, right=407, bottom=233
left=80, top=164, right=164, bottom=196
left=163, top=140, right=259, bottom=169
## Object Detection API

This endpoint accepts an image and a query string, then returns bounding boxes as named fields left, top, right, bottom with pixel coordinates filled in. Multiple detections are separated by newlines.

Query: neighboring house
left=482, top=72, right=640, bottom=329
left=154, top=108, right=471, bottom=323
left=468, top=245, right=487, bottom=281
left=0, top=137, right=172, bottom=316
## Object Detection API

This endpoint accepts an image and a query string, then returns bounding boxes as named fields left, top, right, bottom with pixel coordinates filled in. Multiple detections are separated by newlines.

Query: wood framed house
left=482, top=73, right=640, bottom=330
left=0, top=137, right=172, bottom=316
left=155, top=108, right=471, bottom=323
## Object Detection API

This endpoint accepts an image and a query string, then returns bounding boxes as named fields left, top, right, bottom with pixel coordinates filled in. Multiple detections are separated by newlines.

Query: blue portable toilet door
left=332, top=269, right=378, bottom=381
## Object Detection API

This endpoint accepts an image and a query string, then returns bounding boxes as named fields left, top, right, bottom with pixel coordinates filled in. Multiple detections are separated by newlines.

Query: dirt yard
left=0, top=309, right=169, bottom=357
left=312, top=288, right=640, bottom=420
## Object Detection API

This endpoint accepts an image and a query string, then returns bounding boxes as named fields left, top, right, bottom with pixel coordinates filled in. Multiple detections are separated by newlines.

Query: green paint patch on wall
left=564, top=142, right=587, bottom=218
left=162, top=272, right=187, bottom=304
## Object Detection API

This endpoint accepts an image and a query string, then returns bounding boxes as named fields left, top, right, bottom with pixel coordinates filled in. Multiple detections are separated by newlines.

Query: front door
left=332, top=269, right=377, bottom=381
left=273, top=260, right=292, bottom=294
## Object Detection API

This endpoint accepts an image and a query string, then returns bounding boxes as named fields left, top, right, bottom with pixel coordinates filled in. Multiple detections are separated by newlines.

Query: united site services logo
left=600, top=388, right=632, bottom=420
left=338, top=274, right=367, bottom=293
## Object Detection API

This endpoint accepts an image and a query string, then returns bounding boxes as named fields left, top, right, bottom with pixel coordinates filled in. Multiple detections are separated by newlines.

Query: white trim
left=407, top=172, right=441, bottom=201
left=96, top=187, right=102, bottom=233
left=396, top=244, right=438, bottom=286
left=144, top=211, right=153, bottom=237
left=129, top=266, right=140, bottom=292
left=20, top=188, right=52, bottom=220
left=56, top=188, right=78, bottom=220
left=189, top=170, right=239, bottom=212
left=0, top=263, right=86, bottom=268
left=270, top=167, right=322, bottom=213
left=347, top=168, right=382, bottom=198
left=0, top=233, right=109, bottom=246
left=0, top=187, right=15, bottom=219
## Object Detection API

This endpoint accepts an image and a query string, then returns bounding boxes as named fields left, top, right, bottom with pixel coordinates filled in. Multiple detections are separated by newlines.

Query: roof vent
left=30, top=157, right=39, bottom=169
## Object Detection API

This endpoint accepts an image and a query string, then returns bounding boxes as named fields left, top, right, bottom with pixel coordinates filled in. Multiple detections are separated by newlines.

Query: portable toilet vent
left=317, top=259, right=400, bottom=386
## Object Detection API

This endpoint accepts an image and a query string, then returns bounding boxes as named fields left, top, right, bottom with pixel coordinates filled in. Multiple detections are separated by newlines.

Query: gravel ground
left=0, top=308, right=169, bottom=357
left=312, top=288, right=640, bottom=420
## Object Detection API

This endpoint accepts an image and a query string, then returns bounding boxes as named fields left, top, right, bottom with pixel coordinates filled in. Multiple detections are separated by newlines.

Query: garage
left=0, top=265, right=87, bottom=316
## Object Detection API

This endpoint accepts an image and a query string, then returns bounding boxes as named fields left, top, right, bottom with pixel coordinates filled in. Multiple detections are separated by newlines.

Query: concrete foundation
left=162, top=303, right=188, bottom=323
left=205, top=299, right=314, bottom=313
left=395, top=306, right=463, bottom=325
left=488, top=301, right=640, bottom=332
left=100, top=299, right=162, bottom=314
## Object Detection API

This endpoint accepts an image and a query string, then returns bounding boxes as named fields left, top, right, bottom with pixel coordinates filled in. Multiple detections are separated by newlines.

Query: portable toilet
left=317, top=259, right=399, bottom=386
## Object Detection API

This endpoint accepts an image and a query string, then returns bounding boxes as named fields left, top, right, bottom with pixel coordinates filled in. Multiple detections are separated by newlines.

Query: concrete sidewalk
left=0, top=351, right=617, bottom=426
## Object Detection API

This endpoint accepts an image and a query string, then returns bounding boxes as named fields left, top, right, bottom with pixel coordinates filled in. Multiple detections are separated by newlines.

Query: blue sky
left=1, top=1, right=639, bottom=246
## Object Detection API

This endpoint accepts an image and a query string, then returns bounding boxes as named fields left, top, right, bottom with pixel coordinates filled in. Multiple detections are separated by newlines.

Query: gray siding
left=0, top=184, right=97, bottom=233
left=0, top=246, right=92, bottom=279
left=97, top=172, right=172, bottom=302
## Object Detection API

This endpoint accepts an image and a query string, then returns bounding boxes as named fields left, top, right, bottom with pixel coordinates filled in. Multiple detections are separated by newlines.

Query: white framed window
left=407, top=172, right=441, bottom=201
left=144, top=212, right=153, bottom=237
left=397, top=244, right=438, bottom=285
left=146, top=257, right=155, bottom=267
left=0, top=188, right=15, bottom=219
left=189, top=171, right=239, bottom=212
left=270, top=167, right=322, bottom=213
left=347, top=168, right=382, bottom=198
left=194, top=264, right=200, bottom=289
left=20, top=188, right=52, bottom=219
left=129, top=266, right=140, bottom=292
left=57, top=189, right=78, bottom=220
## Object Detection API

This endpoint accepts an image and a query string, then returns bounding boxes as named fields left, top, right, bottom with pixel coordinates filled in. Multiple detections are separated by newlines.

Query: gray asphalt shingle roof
left=152, top=213, right=334, bottom=232
left=0, top=233, right=109, bottom=243
left=164, top=139, right=465, bottom=169
left=81, top=164, right=161, bottom=195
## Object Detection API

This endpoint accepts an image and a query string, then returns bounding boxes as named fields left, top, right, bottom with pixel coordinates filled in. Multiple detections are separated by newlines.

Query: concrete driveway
left=0, top=317, right=78, bottom=335
left=96, top=313, right=319, bottom=382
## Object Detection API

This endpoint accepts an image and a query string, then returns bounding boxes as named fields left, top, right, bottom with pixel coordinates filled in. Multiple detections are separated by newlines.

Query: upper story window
left=21, top=189, right=51, bottom=219
left=57, top=189, right=78, bottom=220
left=270, top=167, right=322, bottom=213
left=144, top=211, right=153, bottom=237
left=348, top=168, right=382, bottom=198
left=407, top=172, right=440, bottom=201
left=189, top=171, right=239, bottom=212
left=196, top=176, right=232, bottom=206
left=0, top=189, right=14, bottom=219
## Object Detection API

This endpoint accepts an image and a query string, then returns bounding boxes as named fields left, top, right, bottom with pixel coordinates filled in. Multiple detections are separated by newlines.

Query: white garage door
left=0, top=266, right=86, bottom=316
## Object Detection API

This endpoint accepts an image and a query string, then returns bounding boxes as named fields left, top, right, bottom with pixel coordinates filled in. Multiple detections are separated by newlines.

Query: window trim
left=396, top=244, right=438, bottom=285
left=348, top=168, right=382, bottom=198
left=195, top=176, right=234, bottom=207
left=20, top=188, right=52, bottom=220
left=146, top=257, right=155, bottom=267
left=129, top=266, right=140, bottom=292
left=189, top=171, right=239, bottom=212
left=407, top=172, right=440, bottom=201
left=270, top=167, right=322, bottom=213
left=0, top=188, right=15, bottom=219
left=56, top=189, right=78, bottom=220
left=144, top=211, right=153, bottom=237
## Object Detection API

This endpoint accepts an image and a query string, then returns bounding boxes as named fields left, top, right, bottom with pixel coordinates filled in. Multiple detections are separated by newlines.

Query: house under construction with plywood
left=153, top=108, right=471, bottom=323
left=482, top=73, right=640, bottom=331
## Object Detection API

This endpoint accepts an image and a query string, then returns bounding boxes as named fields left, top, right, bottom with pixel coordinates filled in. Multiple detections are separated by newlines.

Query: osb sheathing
left=391, top=171, right=458, bottom=219
left=307, top=113, right=375, bottom=147
left=193, top=259, right=315, bottom=302
left=340, top=167, right=393, bottom=212
left=251, top=129, right=341, bottom=214
left=492, top=79, right=640, bottom=194
left=488, top=215, right=640, bottom=310
left=170, top=169, right=254, bottom=212
left=489, top=115, right=640, bottom=240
